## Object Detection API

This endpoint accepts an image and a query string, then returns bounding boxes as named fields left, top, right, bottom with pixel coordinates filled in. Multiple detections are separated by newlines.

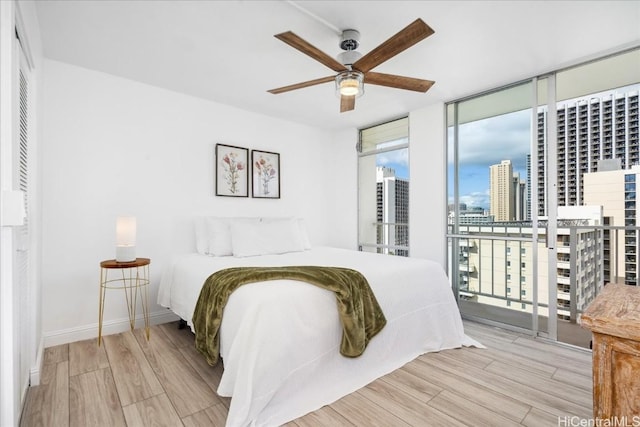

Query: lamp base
left=115, top=246, right=136, bottom=263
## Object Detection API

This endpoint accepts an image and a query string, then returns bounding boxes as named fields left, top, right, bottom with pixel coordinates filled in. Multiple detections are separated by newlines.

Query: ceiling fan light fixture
left=336, top=71, right=364, bottom=98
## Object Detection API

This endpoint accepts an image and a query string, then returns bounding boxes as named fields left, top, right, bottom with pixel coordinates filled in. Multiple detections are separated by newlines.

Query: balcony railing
left=447, top=223, right=640, bottom=347
left=359, top=222, right=409, bottom=257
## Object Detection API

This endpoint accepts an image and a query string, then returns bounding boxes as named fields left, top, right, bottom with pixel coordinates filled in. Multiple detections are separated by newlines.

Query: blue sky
left=376, top=146, right=409, bottom=179
left=446, top=84, right=640, bottom=210
left=370, top=110, right=529, bottom=195
left=448, top=109, right=531, bottom=209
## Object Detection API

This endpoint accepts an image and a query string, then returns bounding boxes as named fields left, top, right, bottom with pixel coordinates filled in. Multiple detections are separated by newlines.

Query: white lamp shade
left=116, top=216, right=136, bottom=246
left=115, top=216, right=136, bottom=262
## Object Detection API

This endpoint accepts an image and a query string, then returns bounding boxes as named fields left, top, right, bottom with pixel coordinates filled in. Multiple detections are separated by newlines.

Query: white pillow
left=201, top=217, right=262, bottom=256
left=194, top=217, right=209, bottom=255
left=297, top=218, right=312, bottom=250
left=231, top=217, right=305, bottom=257
left=205, top=217, right=233, bottom=256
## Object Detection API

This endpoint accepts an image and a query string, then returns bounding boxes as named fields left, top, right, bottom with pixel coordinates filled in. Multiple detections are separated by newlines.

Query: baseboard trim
left=29, top=337, right=44, bottom=386
left=42, top=310, right=180, bottom=348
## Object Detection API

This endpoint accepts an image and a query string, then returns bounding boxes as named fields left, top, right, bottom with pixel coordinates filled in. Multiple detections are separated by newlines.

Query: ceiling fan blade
left=353, top=19, right=434, bottom=73
left=268, top=76, right=335, bottom=94
left=340, top=95, right=355, bottom=113
left=275, top=31, right=347, bottom=72
left=365, top=72, right=435, bottom=92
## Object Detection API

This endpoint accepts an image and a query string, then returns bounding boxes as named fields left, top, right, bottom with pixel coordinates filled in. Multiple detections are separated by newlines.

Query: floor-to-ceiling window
left=358, top=117, right=410, bottom=256
left=447, top=81, right=541, bottom=334
left=447, top=48, right=640, bottom=347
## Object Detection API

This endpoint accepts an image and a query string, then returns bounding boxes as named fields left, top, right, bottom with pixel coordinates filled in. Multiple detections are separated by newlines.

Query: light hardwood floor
left=20, top=320, right=593, bottom=426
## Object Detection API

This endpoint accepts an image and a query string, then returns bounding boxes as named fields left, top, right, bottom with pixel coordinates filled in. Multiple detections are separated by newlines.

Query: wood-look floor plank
left=69, top=368, right=126, bottom=427
left=427, top=389, right=521, bottom=426
left=469, top=331, right=591, bottom=376
left=552, top=367, right=593, bottom=391
left=463, top=322, right=523, bottom=344
left=479, top=344, right=558, bottom=377
left=43, top=344, right=68, bottom=365
left=102, top=331, right=164, bottom=406
left=122, top=393, right=182, bottom=427
left=49, top=360, right=69, bottom=426
left=409, top=354, right=531, bottom=422
left=177, top=338, right=225, bottom=396
left=20, top=385, right=52, bottom=427
left=357, top=378, right=464, bottom=426
left=285, top=405, right=356, bottom=427
left=514, top=335, right=592, bottom=362
left=133, top=326, right=220, bottom=417
left=181, top=403, right=229, bottom=427
left=505, top=337, right=591, bottom=372
left=420, top=352, right=592, bottom=418
left=521, top=407, right=561, bottom=427
left=513, top=336, right=593, bottom=366
left=484, top=359, right=592, bottom=407
left=379, top=365, right=442, bottom=402
left=69, top=337, right=109, bottom=377
left=20, top=361, right=69, bottom=427
left=431, top=346, right=494, bottom=369
left=331, top=390, right=412, bottom=426
left=158, top=321, right=197, bottom=349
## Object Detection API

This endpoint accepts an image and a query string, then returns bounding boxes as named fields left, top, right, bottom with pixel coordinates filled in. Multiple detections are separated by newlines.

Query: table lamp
left=115, top=216, right=136, bottom=262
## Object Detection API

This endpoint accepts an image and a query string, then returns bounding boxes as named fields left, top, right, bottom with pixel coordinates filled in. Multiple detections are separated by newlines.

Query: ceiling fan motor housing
left=338, top=29, right=362, bottom=66
left=337, top=50, right=362, bottom=66
left=339, top=29, right=360, bottom=51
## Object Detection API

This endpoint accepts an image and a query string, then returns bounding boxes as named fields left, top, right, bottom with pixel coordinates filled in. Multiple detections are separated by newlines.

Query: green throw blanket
left=192, top=266, right=387, bottom=366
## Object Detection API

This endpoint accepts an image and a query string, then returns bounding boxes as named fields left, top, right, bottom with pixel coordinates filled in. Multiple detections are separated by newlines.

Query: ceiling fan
left=268, top=18, right=435, bottom=113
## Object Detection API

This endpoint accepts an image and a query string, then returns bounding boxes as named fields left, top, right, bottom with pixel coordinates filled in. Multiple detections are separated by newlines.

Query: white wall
left=410, top=104, right=447, bottom=268
left=326, top=128, right=359, bottom=249
left=41, top=59, right=335, bottom=345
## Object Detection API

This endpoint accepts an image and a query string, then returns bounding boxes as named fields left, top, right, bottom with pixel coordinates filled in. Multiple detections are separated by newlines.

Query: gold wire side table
left=98, top=258, right=150, bottom=346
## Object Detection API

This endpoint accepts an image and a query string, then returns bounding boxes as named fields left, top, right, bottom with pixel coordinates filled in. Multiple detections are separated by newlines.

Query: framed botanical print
left=215, top=144, right=249, bottom=197
left=251, top=150, right=280, bottom=199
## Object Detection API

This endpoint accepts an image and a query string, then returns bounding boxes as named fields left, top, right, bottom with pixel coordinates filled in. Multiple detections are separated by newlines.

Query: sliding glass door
left=448, top=48, right=639, bottom=346
left=447, top=80, right=548, bottom=335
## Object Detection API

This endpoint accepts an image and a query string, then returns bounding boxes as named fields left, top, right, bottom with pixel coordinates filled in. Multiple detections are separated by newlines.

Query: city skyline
left=450, top=84, right=640, bottom=212
left=448, top=109, right=529, bottom=210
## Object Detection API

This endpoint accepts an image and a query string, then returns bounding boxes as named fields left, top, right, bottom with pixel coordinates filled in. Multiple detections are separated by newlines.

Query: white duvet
left=158, top=247, right=480, bottom=427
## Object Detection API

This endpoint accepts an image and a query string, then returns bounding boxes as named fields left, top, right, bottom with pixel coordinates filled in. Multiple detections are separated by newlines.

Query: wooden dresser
left=581, top=283, right=640, bottom=420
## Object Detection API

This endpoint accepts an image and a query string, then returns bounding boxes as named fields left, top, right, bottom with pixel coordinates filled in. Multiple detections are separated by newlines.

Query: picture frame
left=215, top=143, right=249, bottom=197
left=251, top=150, right=280, bottom=199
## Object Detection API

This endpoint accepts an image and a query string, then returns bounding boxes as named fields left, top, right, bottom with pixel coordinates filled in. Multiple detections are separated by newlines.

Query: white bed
left=158, top=244, right=480, bottom=427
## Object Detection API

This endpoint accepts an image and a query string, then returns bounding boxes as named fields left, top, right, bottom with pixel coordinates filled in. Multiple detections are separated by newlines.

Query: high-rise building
left=514, top=173, right=526, bottom=221
left=490, top=160, right=515, bottom=221
left=454, top=206, right=603, bottom=321
left=584, top=165, right=640, bottom=285
left=537, top=89, right=640, bottom=215
left=376, top=167, right=409, bottom=256
left=526, top=154, right=532, bottom=220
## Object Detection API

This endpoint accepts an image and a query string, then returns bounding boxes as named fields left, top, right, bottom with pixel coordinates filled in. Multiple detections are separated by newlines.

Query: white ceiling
left=34, top=0, right=640, bottom=131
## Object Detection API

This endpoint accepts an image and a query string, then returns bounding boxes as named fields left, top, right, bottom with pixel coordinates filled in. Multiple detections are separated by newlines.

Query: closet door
left=0, top=7, right=33, bottom=423
left=16, top=32, right=32, bottom=399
